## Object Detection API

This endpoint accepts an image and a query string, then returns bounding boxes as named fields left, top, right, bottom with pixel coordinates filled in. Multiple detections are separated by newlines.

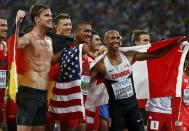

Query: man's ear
left=34, top=16, right=39, bottom=24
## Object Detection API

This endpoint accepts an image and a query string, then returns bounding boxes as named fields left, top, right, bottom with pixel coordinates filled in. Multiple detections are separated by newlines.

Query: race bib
left=111, top=78, right=134, bottom=100
left=175, top=120, right=183, bottom=126
left=150, top=120, right=159, bottom=130
left=81, top=75, right=91, bottom=95
left=183, top=88, right=189, bottom=105
left=0, top=70, right=6, bottom=88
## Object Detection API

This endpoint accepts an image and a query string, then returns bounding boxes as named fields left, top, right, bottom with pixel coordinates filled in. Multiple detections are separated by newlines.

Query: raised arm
left=125, top=36, right=186, bottom=63
left=16, top=10, right=30, bottom=48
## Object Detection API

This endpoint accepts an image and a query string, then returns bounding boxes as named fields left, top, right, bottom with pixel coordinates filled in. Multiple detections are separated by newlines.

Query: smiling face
left=35, top=9, right=53, bottom=30
left=135, top=34, right=150, bottom=45
left=0, top=18, right=8, bottom=40
left=75, top=23, right=92, bottom=44
left=104, top=31, right=121, bottom=52
left=90, top=34, right=102, bottom=51
left=55, top=18, right=72, bottom=37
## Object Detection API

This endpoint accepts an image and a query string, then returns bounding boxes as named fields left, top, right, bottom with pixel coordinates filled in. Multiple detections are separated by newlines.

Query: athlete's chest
left=106, top=63, right=131, bottom=80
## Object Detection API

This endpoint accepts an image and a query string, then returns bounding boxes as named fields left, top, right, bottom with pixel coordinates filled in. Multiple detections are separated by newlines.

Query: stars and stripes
left=49, top=45, right=85, bottom=120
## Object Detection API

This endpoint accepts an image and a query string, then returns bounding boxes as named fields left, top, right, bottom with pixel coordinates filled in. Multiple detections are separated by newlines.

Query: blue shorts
left=99, top=104, right=109, bottom=120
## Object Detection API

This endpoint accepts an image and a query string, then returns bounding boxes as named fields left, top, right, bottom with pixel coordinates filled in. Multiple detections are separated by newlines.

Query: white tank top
left=104, top=52, right=134, bottom=100
left=146, top=97, right=172, bottom=114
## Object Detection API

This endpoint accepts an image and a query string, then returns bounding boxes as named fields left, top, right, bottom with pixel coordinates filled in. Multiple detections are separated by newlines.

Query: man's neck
left=74, top=39, right=81, bottom=45
left=89, top=49, right=97, bottom=56
left=107, top=50, right=119, bottom=60
left=33, top=27, right=47, bottom=39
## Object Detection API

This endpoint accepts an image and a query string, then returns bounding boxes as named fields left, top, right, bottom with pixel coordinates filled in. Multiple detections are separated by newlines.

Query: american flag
left=48, top=44, right=85, bottom=120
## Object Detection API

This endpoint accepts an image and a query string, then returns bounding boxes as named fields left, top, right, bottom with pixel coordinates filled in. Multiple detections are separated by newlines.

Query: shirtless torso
left=21, top=32, right=53, bottom=90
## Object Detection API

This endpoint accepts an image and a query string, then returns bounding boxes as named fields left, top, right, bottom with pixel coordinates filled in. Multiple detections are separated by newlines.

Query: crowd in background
left=0, top=0, right=189, bottom=45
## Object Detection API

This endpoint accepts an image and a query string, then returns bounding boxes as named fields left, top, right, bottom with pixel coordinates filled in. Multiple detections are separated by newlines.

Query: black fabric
left=109, top=104, right=144, bottom=131
left=16, top=86, right=47, bottom=126
left=139, top=108, right=147, bottom=126
left=46, top=32, right=74, bottom=54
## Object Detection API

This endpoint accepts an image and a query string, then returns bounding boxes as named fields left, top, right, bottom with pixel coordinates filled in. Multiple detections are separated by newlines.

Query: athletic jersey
left=0, top=41, right=8, bottom=70
left=81, top=53, right=93, bottom=95
left=146, top=97, right=172, bottom=114
left=104, top=52, right=137, bottom=106
left=0, top=41, right=8, bottom=100
left=179, top=73, right=189, bottom=123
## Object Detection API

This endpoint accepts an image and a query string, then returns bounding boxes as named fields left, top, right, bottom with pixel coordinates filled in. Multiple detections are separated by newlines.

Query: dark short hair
left=54, top=13, right=71, bottom=25
left=75, top=21, right=90, bottom=32
left=131, top=29, right=149, bottom=45
left=29, top=4, right=49, bottom=24
left=0, top=16, right=6, bottom=20
left=91, top=31, right=99, bottom=39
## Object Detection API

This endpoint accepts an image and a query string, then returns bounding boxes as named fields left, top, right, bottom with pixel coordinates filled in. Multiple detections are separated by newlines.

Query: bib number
left=0, top=70, right=6, bottom=88
left=175, top=120, right=182, bottom=126
left=112, top=78, right=134, bottom=100
left=183, top=88, right=189, bottom=105
left=150, top=121, right=159, bottom=130
left=81, top=75, right=91, bottom=95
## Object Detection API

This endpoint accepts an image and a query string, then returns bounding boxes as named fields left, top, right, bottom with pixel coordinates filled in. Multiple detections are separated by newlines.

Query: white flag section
left=86, top=37, right=189, bottom=107
left=131, top=47, right=150, bottom=99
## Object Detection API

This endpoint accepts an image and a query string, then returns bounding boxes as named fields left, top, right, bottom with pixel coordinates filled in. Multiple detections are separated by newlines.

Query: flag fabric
left=48, top=44, right=85, bottom=120
left=85, top=77, right=108, bottom=107
left=47, top=32, right=74, bottom=103
left=6, top=21, right=24, bottom=101
left=46, top=32, right=74, bottom=54
left=86, top=37, right=189, bottom=107
left=85, top=77, right=107, bottom=130
left=130, top=38, right=189, bottom=99
left=85, top=106, right=99, bottom=130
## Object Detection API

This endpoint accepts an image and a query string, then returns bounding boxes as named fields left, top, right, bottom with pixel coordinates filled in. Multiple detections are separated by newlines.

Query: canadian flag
left=120, top=37, right=189, bottom=99
left=87, top=37, right=189, bottom=108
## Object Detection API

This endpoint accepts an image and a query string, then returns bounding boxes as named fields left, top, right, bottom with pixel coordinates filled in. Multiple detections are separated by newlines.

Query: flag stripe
left=48, top=112, right=83, bottom=120
left=51, top=92, right=82, bottom=101
left=49, top=105, right=84, bottom=114
left=52, top=86, right=81, bottom=95
left=56, top=80, right=81, bottom=89
left=176, top=43, right=189, bottom=97
left=49, top=99, right=81, bottom=107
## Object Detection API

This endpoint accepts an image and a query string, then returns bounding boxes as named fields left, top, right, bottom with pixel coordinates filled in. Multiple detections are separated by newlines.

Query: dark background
left=1, top=0, right=188, bottom=46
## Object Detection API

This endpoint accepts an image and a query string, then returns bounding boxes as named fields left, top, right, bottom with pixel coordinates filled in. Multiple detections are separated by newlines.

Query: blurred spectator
left=2, top=0, right=189, bottom=45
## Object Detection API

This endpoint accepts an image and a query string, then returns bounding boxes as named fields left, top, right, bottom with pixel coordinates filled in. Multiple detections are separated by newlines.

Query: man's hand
left=94, top=45, right=107, bottom=57
left=16, top=10, right=26, bottom=26
left=177, top=36, right=186, bottom=44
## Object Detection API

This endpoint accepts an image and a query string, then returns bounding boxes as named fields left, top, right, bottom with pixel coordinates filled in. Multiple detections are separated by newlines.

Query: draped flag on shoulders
left=48, top=44, right=85, bottom=120
left=86, top=37, right=189, bottom=107
left=47, top=32, right=74, bottom=102
left=46, top=32, right=74, bottom=54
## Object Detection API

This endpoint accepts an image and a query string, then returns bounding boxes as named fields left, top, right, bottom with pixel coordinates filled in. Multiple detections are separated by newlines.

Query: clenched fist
left=16, top=10, right=26, bottom=26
